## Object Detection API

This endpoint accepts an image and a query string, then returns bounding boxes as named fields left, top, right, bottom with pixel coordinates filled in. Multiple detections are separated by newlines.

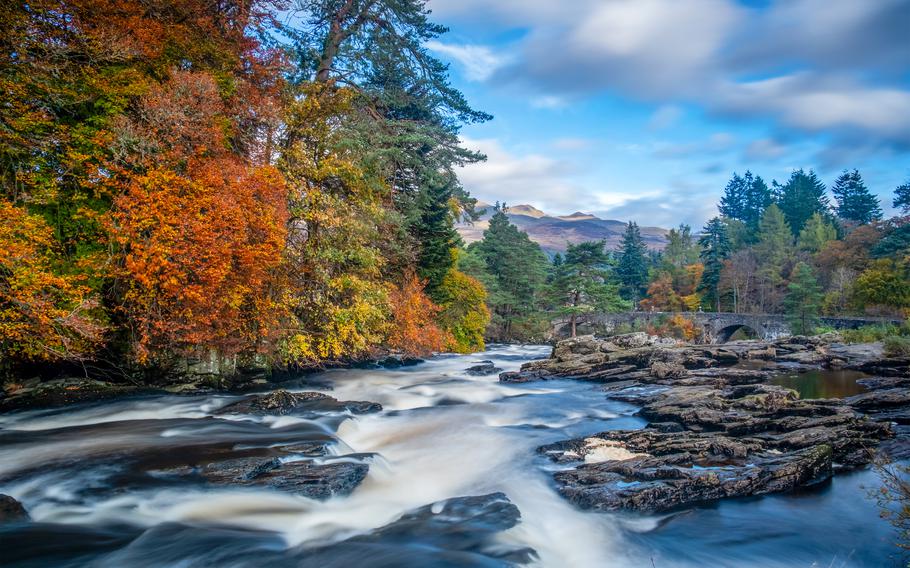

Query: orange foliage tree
left=0, top=202, right=104, bottom=362
left=107, top=158, right=288, bottom=363
left=386, top=271, right=449, bottom=357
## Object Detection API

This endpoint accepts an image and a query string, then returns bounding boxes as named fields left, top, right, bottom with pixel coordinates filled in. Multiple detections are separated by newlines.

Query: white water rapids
left=0, top=345, right=898, bottom=567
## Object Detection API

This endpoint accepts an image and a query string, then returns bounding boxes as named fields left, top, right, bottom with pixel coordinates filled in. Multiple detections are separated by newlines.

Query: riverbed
left=0, top=345, right=902, bottom=567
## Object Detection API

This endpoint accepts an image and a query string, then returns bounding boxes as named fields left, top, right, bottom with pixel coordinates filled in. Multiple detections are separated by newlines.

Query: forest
left=0, top=0, right=495, bottom=379
left=465, top=169, right=910, bottom=344
left=2, top=0, right=908, bottom=383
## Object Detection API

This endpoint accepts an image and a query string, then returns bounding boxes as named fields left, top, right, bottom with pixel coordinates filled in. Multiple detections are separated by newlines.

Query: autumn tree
left=109, top=159, right=288, bottom=363
left=0, top=202, right=104, bottom=365
left=387, top=271, right=448, bottom=357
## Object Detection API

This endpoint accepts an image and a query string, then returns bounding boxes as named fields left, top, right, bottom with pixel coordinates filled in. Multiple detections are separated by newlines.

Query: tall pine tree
left=697, top=217, right=732, bottom=311
left=548, top=241, right=628, bottom=337
left=832, top=169, right=882, bottom=225
left=615, top=222, right=649, bottom=302
left=472, top=204, right=548, bottom=340
left=415, top=177, right=460, bottom=299
left=893, top=180, right=910, bottom=214
left=719, top=172, right=747, bottom=220
left=777, top=169, right=830, bottom=235
left=743, top=172, right=772, bottom=229
left=784, top=263, right=823, bottom=335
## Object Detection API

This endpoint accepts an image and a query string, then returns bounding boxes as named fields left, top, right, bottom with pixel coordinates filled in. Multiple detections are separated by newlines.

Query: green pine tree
left=894, top=180, right=910, bottom=214
left=832, top=169, right=882, bottom=225
left=548, top=241, right=629, bottom=337
left=697, top=217, right=732, bottom=311
left=797, top=212, right=838, bottom=253
left=415, top=177, right=460, bottom=299
left=743, top=172, right=772, bottom=230
left=777, top=169, right=831, bottom=234
left=472, top=204, right=549, bottom=340
left=753, top=204, right=794, bottom=312
left=615, top=221, right=649, bottom=302
left=784, top=262, right=823, bottom=335
left=719, top=172, right=747, bottom=220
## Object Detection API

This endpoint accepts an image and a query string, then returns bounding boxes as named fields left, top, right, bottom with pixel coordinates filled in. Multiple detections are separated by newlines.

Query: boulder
left=0, top=494, right=29, bottom=523
left=160, top=456, right=370, bottom=500
left=465, top=361, right=503, bottom=376
left=216, top=389, right=381, bottom=416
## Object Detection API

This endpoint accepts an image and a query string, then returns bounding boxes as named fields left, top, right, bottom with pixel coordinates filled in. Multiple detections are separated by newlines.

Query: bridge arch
left=714, top=323, right=761, bottom=343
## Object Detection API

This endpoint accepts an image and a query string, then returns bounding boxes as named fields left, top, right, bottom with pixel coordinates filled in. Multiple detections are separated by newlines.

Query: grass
left=840, top=324, right=910, bottom=344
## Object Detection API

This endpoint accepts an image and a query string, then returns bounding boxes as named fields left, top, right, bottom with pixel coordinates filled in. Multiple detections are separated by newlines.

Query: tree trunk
left=570, top=314, right=577, bottom=338
left=316, top=0, right=356, bottom=83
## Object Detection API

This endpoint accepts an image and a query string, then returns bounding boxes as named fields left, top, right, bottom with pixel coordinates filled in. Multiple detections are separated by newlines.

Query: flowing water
left=0, top=346, right=902, bottom=567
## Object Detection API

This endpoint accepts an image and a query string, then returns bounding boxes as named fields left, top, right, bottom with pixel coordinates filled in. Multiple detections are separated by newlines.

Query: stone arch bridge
left=574, top=312, right=903, bottom=343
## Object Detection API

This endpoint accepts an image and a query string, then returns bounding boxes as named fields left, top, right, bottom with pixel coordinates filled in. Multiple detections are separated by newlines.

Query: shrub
left=841, top=324, right=908, bottom=344
left=884, top=336, right=910, bottom=358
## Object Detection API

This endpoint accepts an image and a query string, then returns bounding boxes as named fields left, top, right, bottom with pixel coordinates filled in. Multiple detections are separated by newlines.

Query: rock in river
left=216, top=389, right=382, bottom=416
left=0, top=494, right=29, bottom=523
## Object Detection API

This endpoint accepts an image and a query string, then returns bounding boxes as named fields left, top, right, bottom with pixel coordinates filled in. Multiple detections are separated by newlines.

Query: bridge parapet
left=569, top=312, right=903, bottom=343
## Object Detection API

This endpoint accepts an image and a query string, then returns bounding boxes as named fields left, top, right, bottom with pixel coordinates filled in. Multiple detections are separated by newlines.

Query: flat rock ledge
left=523, top=333, right=908, bottom=513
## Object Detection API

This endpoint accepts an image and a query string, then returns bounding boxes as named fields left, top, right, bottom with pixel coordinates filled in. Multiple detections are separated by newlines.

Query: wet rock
left=498, top=369, right=552, bottom=383
left=465, top=361, right=502, bottom=376
left=377, top=355, right=424, bottom=369
left=163, top=456, right=370, bottom=500
left=216, top=389, right=381, bottom=416
left=301, top=493, right=536, bottom=565
left=0, top=379, right=146, bottom=412
left=548, top=436, right=833, bottom=513
left=0, top=494, right=29, bottom=522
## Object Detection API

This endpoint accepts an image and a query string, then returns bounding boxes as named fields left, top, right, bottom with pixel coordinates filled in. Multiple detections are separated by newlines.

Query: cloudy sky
left=426, top=0, right=910, bottom=228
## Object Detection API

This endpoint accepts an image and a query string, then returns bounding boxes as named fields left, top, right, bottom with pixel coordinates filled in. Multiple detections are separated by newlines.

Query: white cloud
left=648, top=105, right=683, bottom=130
left=530, top=96, right=567, bottom=109
left=425, top=40, right=508, bottom=81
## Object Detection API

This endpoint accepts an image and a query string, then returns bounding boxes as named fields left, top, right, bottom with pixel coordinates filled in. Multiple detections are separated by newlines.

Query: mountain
left=458, top=202, right=669, bottom=254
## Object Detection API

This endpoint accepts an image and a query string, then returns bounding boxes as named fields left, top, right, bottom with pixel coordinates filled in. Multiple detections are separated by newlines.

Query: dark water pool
left=770, top=369, right=870, bottom=399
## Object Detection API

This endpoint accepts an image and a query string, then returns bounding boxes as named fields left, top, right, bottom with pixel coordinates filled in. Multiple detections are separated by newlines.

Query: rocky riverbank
left=503, top=333, right=910, bottom=513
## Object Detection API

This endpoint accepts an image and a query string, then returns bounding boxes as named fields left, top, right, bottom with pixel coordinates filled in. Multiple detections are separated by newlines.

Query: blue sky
left=426, top=0, right=910, bottom=228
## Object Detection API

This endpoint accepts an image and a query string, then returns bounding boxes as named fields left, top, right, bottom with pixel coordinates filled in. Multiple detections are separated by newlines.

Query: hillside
left=458, top=202, right=669, bottom=254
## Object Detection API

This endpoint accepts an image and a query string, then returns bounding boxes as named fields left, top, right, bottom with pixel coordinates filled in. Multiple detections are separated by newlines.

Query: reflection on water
left=770, top=369, right=870, bottom=399
left=0, top=346, right=901, bottom=567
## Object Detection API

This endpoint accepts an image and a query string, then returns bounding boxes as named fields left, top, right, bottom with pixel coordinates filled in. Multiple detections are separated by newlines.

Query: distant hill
left=458, top=202, right=669, bottom=255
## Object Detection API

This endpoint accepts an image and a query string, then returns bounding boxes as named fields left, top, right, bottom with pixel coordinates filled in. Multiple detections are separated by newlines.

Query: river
left=0, top=345, right=902, bottom=567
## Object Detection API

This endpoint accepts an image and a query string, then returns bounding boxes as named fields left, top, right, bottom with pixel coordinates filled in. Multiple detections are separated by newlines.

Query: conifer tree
left=697, top=217, right=732, bottom=311
left=832, top=169, right=882, bottom=225
left=719, top=173, right=746, bottom=220
left=743, top=173, right=772, bottom=229
left=415, top=177, right=460, bottom=299
left=754, top=204, right=794, bottom=312
left=894, top=180, right=910, bottom=214
left=777, top=169, right=831, bottom=235
left=784, top=263, right=823, bottom=335
left=549, top=241, right=628, bottom=336
left=472, top=204, right=548, bottom=339
left=797, top=213, right=838, bottom=253
left=615, top=222, right=649, bottom=302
